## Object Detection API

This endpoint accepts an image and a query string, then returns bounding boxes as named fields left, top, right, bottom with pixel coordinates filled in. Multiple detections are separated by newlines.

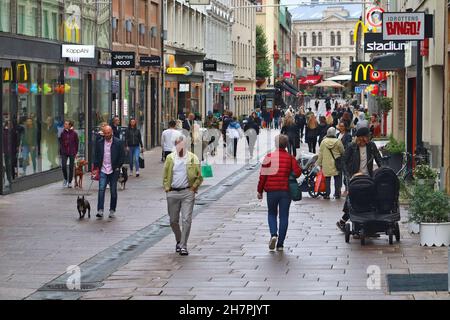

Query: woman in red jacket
left=257, top=135, right=301, bottom=251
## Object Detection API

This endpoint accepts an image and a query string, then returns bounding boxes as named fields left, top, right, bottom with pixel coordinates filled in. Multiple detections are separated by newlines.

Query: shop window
left=0, top=0, right=11, bottom=33
left=64, top=0, right=81, bottom=43
left=41, top=0, right=62, bottom=40
left=97, top=3, right=110, bottom=48
left=64, top=66, right=84, bottom=158
left=139, top=23, right=146, bottom=46
left=17, top=0, right=38, bottom=37
left=94, top=69, right=111, bottom=127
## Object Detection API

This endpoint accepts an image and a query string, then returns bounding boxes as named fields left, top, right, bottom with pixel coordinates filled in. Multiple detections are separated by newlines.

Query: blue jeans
left=97, top=170, right=120, bottom=212
left=129, top=146, right=140, bottom=172
left=267, top=191, right=292, bottom=247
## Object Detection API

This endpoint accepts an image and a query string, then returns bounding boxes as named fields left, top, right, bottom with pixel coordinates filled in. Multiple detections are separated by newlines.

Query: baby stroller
left=345, top=167, right=401, bottom=245
left=297, top=152, right=326, bottom=198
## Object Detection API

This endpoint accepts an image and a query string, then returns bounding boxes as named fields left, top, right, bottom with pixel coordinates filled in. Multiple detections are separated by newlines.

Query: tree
left=256, top=25, right=271, bottom=79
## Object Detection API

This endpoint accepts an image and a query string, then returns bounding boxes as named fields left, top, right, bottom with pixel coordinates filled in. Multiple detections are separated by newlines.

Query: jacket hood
left=359, top=113, right=366, bottom=121
left=322, top=137, right=339, bottom=148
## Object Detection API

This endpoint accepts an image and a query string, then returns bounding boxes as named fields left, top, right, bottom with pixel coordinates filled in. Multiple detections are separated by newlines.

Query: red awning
left=298, top=75, right=322, bottom=86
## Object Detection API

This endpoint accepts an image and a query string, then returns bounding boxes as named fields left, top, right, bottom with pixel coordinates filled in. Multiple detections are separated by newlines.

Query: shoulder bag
left=328, top=146, right=343, bottom=172
left=288, top=158, right=302, bottom=201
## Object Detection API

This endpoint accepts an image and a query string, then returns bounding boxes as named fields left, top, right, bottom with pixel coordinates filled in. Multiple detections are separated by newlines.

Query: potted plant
left=382, top=135, right=405, bottom=173
left=377, top=96, right=393, bottom=114
left=409, top=184, right=450, bottom=246
left=413, top=164, right=438, bottom=189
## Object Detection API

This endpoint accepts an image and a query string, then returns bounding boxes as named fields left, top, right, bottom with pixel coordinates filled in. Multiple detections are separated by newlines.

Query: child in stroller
left=343, top=168, right=401, bottom=245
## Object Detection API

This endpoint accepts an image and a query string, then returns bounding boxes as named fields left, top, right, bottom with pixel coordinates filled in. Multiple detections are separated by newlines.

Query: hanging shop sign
left=140, top=56, right=161, bottom=67
left=234, top=87, right=247, bottom=92
left=351, top=62, right=385, bottom=84
left=420, top=38, right=429, bottom=57
left=203, top=59, right=217, bottom=72
left=364, top=33, right=406, bottom=53
left=382, top=12, right=425, bottom=41
left=167, top=67, right=188, bottom=75
left=112, top=52, right=135, bottom=68
left=366, top=7, right=384, bottom=28
left=353, top=20, right=377, bottom=44
left=98, top=50, right=112, bottom=66
left=62, top=45, right=95, bottom=60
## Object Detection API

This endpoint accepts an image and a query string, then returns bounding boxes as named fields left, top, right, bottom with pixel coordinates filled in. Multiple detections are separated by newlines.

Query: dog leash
left=82, top=178, right=96, bottom=198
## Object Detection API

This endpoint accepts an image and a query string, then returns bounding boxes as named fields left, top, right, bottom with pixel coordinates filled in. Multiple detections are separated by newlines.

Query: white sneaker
left=67, top=183, right=72, bottom=188
left=109, top=210, right=115, bottom=218
left=269, top=236, right=278, bottom=251
left=63, top=180, right=68, bottom=187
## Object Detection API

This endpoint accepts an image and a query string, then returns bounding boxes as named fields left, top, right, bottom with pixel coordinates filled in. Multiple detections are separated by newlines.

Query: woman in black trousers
left=305, top=115, right=319, bottom=154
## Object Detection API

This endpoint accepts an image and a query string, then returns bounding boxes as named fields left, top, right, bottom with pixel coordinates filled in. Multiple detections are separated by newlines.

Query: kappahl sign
left=382, top=12, right=425, bottom=41
left=62, top=45, right=95, bottom=58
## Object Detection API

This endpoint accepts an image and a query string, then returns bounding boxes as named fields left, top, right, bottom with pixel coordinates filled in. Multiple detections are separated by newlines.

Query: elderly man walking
left=163, top=135, right=203, bottom=256
left=94, top=125, right=125, bottom=219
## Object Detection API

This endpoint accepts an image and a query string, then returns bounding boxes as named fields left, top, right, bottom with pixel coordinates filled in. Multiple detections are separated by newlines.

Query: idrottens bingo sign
left=382, top=12, right=425, bottom=41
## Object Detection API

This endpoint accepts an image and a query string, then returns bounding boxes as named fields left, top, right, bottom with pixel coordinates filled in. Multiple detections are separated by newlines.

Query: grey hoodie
left=356, top=113, right=369, bottom=130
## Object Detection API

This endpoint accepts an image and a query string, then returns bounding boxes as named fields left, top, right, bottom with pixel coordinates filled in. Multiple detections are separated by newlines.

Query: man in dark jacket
left=94, top=126, right=125, bottom=219
left=59, top=120, right=79, bottom=188
left=244, top=113, right=260, bottom=158
left=337, top=127, right=383, bottom=232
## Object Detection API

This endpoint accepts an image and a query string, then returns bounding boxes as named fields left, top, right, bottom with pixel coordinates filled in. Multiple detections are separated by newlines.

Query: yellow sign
left=353, top=20, right=378, bottom=43
left=352, top=62, right=377, bottom=84
left=166, top=67, right=188, bottom=75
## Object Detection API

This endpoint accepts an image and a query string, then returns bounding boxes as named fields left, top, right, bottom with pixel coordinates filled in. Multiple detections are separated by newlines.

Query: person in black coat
left=281, top=115, right=300, bottom=157
left=336, top=127, right=383, bottom=232
left=125, top=118, right=144, bottom=177
left=317, top=116, right=329, bottom=146
left=295, top=109, right=306, bottom=142
left=305, top=115, right=320, bottom=154
left=94, top=126, right=126, bottom=219
left=243, top=112, right=260, bottom=158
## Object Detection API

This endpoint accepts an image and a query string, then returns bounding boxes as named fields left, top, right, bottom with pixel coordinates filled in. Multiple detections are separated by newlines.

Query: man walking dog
left=93, top=125, right=125, bottom=219
left=163, top=135, right=203, bottom=256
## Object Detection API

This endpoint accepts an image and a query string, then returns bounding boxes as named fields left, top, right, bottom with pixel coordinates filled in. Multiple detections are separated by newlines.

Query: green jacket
left=163, top=151, right=203, bottom=192
left=317, top=137, right=345, bottom=177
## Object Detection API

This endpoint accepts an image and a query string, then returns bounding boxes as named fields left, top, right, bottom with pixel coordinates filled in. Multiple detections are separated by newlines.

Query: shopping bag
left=289, top=173, right=302, bottom=202
left=91, top=165, right=100, bottom=181
left=201, top=163, right=213, bottom=178
left=139, top=155, right=145, bottom=169
left=314, top=170, right=326, bottom=193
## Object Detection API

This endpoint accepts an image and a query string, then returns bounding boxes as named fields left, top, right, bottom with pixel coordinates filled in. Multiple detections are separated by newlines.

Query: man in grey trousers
left=163, top=136, right=203, bottom=256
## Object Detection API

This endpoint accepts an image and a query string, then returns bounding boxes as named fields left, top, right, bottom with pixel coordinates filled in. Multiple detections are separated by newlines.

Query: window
left=42, top=0, right=62, bottom=40
left=0, top=0, right=11, bottom=33
left=337, top=31, right=341, bottom=46
left=318, top=32, right=322, bottom=46
left=64, top=0, right=81, bottom=43
left=298, top=33, right=302, bottom=47
left=350, top=31, right=355, bottom=45
left=330, top=32, right=335, bottom=46
left=112, top=17, right=119, bottom=42
left=139, top=23, right=146, bottom=46
left=302, top=57, right=307, bottom=67
left=17, top=0, right=38, bottom=37
left=303, top=32, right=307, bottom=47
left=125, top=19, right=133, bottom=44
left=312, top=32, right=316, bottom=47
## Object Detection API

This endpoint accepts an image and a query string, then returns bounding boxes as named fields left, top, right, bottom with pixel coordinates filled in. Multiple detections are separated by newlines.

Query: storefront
left=0, top=40, right=111, bottom=194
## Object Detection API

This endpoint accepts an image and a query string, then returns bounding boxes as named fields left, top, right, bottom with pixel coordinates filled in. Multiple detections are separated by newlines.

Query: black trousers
left=307, top=137, right=317, bottom=153
left=61, top=155, right=75, bottom=183
left=287, top=140, right=297, bottom=157
left=233, top=138, right=238, bottom=158
left=325, top=175, right=342, bottom=198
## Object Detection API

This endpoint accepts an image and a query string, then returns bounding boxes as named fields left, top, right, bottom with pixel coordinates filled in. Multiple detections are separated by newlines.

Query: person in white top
left=161, top=120, right=182, bottom=161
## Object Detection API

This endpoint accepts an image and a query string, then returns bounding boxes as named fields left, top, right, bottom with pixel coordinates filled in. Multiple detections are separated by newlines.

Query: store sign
left=98, top=51, right=112, bottom=66
left=382, top=12, right=425, bottom=41
left=420, top=38, right=429, bottom=57
left=112, top=52, right=135, bottom=68
left=355, top=86, right=362, bottom=94
left=140, top=56, right=161, bottom=67
left=179, top=83, right=190, bottom=92
left=366, top=7, right=384, bottom=28
left=351, top=62, right=384, bottom=84
left=222, top=86, right=230, bottom=92
left=167, top=67, right=188, bottom=75
left=234, top=87, right=246, bottom=92
left=364, top=33, right=406, bottom=53
left=203, top=59, right=217, bottom=72
left=62, top=45, right=95, bottom=58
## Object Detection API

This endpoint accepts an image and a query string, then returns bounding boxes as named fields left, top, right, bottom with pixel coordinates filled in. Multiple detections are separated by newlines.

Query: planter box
left=408, top=222, right=420, bottom=234
left=420, top=222, right=450, bottom=247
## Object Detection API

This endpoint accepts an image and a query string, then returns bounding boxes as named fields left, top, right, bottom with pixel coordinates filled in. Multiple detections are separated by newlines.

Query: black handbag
left=328, top=147, right=343, bottom=172
left=139, top=155, right=145, bottom=169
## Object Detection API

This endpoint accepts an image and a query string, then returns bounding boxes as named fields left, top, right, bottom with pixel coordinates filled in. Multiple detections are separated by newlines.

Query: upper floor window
left=17, top=0, right=38, bottom=37
left=42, top=0, right=62, bottom=40
left=0, top=0, right=11, bottom=33
left=112, top=17, right=119, bottom=42
left=139, top=23, right=146, bottom=46
left=318, top=32, right=322, bottom=46
left=337, top=31, right=341, bottom=46
left=312, top=32, right=317, bottom=47
left=125, top=19, right=133, bottom=44
left=298, top=33, right=302, bottom=47
left=330, top=31, right=335, bottom=46
left=350, top=31, right=355, bottom=45
left=64, top=1, right=81, bottom=43
left=303, top=32, right=307, bottom=47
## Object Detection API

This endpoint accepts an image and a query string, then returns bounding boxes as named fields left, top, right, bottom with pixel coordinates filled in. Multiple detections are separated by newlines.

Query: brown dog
left=74, top=160, right=88, bottom=188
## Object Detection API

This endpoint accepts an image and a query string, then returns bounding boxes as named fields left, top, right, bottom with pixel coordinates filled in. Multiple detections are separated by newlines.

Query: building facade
left=163, top=0, right=206, bottom=125
left=112, top=0, right=163, bottom=149
left=0, top=0, right=111, bottom=194
left=291, top=4, right=360, bottom=81
left=231, top=0, right=256, bottom=117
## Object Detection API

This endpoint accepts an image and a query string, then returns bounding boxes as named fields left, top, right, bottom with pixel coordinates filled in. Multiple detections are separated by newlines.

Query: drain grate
left=40, top=283, right=100, bottom=292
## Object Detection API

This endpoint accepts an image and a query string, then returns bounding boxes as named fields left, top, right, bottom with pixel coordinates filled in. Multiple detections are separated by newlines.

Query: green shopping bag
left=201, top=163, right=213, bottom=178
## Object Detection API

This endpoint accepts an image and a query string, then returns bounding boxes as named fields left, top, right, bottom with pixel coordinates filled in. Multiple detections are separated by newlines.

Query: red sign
left=234, top=87, right=246, bottom=92
left=283, top=72, right=291, bottom=78
left=420, top=38, right=429, bottom=57
left=382, top=12, right=425, bottom=41
left=222, top=86, right=230, bottom=92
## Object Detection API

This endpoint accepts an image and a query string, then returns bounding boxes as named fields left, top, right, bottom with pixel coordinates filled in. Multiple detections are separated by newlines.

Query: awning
left=299, top=75, right=322, bottom=86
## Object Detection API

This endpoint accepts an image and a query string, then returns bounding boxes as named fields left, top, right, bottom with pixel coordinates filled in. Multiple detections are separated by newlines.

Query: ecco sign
left=62, top=45, right=95, bottom=58
left=112, top=52, right=135, bottom=68
left=364, top=33, right=406, bottom=53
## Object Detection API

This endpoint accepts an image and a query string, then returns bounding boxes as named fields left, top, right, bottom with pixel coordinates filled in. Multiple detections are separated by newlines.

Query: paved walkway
left=0, top=130, right=276, bottom=300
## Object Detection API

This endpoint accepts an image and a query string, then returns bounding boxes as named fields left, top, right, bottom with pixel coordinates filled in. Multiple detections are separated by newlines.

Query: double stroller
left=345, top=167, right=401, bottom=245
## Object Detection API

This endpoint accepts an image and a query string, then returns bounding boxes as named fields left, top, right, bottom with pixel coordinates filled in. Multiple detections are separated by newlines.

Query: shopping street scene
left=1, top=0, right=450, bottom=307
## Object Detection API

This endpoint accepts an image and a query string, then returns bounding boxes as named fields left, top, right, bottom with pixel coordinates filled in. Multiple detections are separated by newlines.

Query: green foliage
left=413, top=164, right=438, bottom=180
left=408, top=185, right=450, bottom=224
left=384, top=135, right=405, bottom=154
left=256, top=25, right=271, bottom=79
left=376, top=96, right=393, bottom=113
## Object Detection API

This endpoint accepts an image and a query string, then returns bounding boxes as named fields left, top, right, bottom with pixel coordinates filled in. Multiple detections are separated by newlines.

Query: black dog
left=118, top=167, right=128, bottom=190
left=77, top=196, right=91, bottom=219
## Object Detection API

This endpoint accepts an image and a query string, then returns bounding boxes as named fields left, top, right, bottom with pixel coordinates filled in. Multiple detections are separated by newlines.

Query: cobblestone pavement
left=79, top=151, right=449, bottom=301
left=0, top=130, right=275, bottom=300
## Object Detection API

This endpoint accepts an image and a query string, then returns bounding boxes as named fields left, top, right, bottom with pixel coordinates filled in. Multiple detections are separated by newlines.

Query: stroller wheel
left=360, top=236, right=366, bottom=246
left=345, top=223, right=351, bottom=243
left=388, top=228, right=394, bottom=245
left=394, top=223, right=401, bottom=242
